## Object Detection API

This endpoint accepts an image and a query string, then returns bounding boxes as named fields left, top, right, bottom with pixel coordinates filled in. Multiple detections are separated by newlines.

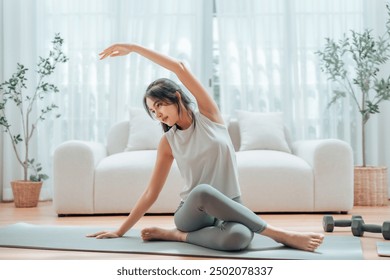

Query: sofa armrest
left=292, top=139, right=354, bottom=211
left=53, top=140, right=107, bottom=215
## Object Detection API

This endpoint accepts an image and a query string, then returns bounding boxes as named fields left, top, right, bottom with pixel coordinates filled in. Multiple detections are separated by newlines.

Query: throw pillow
left=236, top=110, right=291, bottom=153
left=125, top=107, right=163, bottom=151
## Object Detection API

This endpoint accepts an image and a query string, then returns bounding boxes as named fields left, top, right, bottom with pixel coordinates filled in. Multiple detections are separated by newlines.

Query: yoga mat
left=0, top=223, right=363, bottom=260
left=376, top=242, right=390, bottom=257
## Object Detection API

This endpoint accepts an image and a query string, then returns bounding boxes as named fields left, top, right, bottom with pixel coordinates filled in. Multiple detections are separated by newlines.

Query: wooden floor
left=0, top=201, right=389, bottom=260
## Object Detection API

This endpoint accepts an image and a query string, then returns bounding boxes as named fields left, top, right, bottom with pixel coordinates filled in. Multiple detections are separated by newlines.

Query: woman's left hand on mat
left=86, top=231, right=120, bottom=239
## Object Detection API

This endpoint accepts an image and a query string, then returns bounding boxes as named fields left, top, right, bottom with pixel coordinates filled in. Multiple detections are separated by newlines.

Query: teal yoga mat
left=376, top=242, right=390, bottom=257
left=0, top=223, right=363, bottom=260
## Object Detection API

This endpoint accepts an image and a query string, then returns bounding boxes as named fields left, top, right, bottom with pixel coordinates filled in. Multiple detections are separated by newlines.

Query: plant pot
left=354, top=166, right=388, bottom=206
left=11, top=180, right=43, bottom=208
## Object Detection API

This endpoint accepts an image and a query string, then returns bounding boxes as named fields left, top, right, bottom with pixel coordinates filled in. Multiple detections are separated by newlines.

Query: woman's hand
left=86, top=231, right=121, bottom=239
left=99, top=44, right=133, bottom=60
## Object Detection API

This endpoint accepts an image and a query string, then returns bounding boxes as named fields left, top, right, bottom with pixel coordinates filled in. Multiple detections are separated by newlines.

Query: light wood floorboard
left=0, top=201, right=389, bottom=260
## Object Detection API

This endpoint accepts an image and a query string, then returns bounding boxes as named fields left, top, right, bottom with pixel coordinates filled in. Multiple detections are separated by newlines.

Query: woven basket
left=11, top=180, right=43, bottom=208
left=354, top=166, right=388, bottom=206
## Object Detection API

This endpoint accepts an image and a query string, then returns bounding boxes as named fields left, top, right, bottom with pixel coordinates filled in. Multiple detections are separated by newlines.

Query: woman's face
left=146, top=97, right=179, bottom=127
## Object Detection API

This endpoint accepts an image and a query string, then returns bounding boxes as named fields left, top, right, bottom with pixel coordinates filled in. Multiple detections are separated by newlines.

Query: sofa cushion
left=125, top=108, right=163, bottom=152
left=236, top=110, right=291, bottom=153
left=94, top=150, right=184, bottom=213
left=236, top=150, right=313, bottom=211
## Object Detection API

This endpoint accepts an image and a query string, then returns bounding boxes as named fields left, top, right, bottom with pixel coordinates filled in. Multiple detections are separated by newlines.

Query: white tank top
left=165, top=111, right=241, bottom=201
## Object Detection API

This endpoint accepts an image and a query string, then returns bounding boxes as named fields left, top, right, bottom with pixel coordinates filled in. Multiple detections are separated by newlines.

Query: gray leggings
left=174, top=184, right=267, bottom=251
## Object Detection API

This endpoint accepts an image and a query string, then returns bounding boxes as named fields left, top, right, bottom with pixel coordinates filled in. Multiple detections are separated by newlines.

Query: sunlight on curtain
left=1, top=0, right=204, bottom=201
left=215, top=0, right=365, bottom=162
left=215, top=0, right=363, bottom=139
left=2, top=0, right=41, bottom=200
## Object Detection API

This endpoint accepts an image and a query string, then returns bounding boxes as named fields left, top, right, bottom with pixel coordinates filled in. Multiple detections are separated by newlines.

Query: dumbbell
left=322, top=215, right=362, bottom=232
left=351, top=218, right=390, bottom=240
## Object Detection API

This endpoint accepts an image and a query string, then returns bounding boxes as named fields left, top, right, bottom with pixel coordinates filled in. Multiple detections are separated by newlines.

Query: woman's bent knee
left=219, top=223, right=253, bottom=251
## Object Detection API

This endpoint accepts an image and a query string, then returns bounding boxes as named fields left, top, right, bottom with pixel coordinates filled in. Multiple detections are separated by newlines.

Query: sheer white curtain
left=216, top=0, right=364, bottom=138
left=215, top=0, right=390, bottom=192
left=2, top=0, right=41, bottom=200
left=1, top=0, right=205, bottom=201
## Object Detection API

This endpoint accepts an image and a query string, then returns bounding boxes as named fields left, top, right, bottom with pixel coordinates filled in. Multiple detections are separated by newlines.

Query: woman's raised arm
left=100, top=43, right=223, bottom=124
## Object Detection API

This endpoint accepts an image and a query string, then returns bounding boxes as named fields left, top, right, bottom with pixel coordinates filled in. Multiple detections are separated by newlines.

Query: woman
left=88, top=43, right=324, bottom=252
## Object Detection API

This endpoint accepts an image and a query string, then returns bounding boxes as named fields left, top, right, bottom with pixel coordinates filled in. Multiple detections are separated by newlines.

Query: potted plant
left=316, top=5, right=390, bottom=206
left=0, top=33, right=68, bottom=207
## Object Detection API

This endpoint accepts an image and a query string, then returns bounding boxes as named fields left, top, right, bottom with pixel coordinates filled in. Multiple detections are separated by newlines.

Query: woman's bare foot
left=261, top=225, right=324, bottom=252
left=141, top=227, right=187, bottom=242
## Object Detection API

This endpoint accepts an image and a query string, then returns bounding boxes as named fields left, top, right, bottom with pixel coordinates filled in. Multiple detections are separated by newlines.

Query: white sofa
left=53, top=112, right=354, bottom=215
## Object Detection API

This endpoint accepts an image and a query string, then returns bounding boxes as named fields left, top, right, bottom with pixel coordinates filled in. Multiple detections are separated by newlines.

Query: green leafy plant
left=0, top=33, right=68, bottom=181
left=316, top=4, right=390, bottom=167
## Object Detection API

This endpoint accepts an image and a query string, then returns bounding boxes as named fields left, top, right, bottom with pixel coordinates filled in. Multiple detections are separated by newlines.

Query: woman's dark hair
left=143, top=78, right=195, bottom=132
